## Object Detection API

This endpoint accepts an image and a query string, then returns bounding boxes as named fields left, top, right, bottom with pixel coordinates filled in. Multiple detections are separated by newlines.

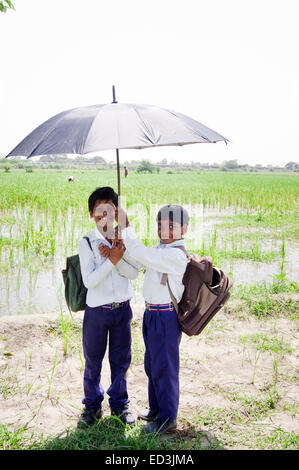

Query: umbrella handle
left=116, top=148, right=121, bottom=198
left=112, top=85, right=120, bottom=198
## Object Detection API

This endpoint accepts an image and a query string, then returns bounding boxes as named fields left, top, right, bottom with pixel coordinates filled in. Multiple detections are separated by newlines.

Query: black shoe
left=77, top=407, right=102, bottom=428
left=143, top=419, right=177, bottom=435
left=111, top=406, right=135, bottom=425
left=138, top=408, right=159, bottom=422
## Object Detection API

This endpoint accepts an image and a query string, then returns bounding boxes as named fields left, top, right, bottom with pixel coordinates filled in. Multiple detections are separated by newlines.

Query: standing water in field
left=0, top=170, right=298, bottom=316
left=0, top=208, right=298, bottom=316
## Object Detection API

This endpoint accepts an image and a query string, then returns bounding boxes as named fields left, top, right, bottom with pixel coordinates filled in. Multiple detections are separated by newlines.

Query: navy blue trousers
left=143, top=307, right=182, bottom=424
left=82, top=302, right=132, bottom=411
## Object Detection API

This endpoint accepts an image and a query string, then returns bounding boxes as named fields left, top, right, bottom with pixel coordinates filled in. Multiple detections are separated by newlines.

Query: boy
left=117, top=204, right=189, bottom=434
left=77, top=186, right=140, bottom=428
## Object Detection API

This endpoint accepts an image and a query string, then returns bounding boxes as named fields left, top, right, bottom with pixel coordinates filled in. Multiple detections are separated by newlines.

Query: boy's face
left=90, top=199, right=116, bottom=239
left=157, top=219, right=187, bottom=244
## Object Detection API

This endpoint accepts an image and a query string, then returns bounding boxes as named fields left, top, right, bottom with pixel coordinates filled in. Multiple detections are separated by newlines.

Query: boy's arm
left=122, top=226, right=187, bottom=275
left=78, top=238, right=115, bottom=288
left=115, top=257, right=139, bottom=280
left=115, top=250, right=144, bottom=279
left=122, top=250, right=144, bottom=270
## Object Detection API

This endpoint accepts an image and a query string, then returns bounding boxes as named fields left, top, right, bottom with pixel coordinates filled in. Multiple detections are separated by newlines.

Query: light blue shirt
left=78, top=227, right=141, bottom=307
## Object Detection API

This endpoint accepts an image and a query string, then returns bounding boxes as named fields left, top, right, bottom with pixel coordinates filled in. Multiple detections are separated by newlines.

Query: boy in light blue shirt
left=78, top=186, right=140, bottom=428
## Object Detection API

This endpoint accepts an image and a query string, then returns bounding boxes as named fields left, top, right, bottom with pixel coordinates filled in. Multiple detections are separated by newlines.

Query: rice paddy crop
left=0, top=168, right=298, bottom=316
left=0, top=169, right=298, bottom=212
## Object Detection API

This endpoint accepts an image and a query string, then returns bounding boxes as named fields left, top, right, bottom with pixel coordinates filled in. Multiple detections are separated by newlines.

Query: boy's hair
left=157, top=205, right=189, bottom=227
left=88, top=187, right=118, bottom=213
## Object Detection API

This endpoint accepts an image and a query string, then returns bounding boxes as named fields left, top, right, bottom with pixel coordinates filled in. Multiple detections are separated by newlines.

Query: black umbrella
left=6, top=86, right=228, bottom=195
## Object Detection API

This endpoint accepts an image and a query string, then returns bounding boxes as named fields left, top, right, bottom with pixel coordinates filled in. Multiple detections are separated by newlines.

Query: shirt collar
left=94, top=226, right=106, bottom=241
left=93, top=227, right=115, bottom=248
left=157, top=238, right=185, bottom=248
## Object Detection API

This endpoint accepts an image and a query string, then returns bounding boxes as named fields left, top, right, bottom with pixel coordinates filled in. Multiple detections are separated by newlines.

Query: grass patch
left=239, top=334, right=293, bottom=355
left=256, top=428, right=299, bottom=450
left=191, top=403, right=299, bottom=450
left=45, top=313, right=82, bottom=356
left=244, top=296, right=297, bottom=319
left=42, top=418, right=166, bottom=451
left=0, top=424, right=40, bottom=450
left=0, top=418, right=222, bottom=451
left=0, top=368, right=21, bottom=399
left=232, top=275, right=299, bottom=319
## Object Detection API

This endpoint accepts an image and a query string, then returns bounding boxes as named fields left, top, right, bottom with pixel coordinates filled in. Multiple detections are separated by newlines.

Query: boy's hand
left=117, top=239, right=126, bottom=252
left=115, top=207, right=129, bottom=229
left=114, top=225, right=122, bottom=241
left=109, top=239, right=126, bottom=265
left=98, top=243, right=111, bottom=258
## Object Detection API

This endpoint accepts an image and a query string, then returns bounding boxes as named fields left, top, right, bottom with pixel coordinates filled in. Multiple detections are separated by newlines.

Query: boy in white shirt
left=77, top=187, right=140, bottom=428
left=117, top=204, right=189, bottom=434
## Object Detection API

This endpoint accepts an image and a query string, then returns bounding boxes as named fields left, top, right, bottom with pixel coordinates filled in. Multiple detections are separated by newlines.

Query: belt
left=145, top=302, right=174, bottom=311
left=100, top=300, right=129, bottom=310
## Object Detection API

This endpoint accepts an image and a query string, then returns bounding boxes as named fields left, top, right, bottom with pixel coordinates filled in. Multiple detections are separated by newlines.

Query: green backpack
left=62, top=236, right=92, bottom=312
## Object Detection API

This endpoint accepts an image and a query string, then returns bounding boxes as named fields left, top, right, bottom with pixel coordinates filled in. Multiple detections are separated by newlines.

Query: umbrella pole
left=112, top=85, right=121, bottom=201
left=116, top=148, right=121, bottom=199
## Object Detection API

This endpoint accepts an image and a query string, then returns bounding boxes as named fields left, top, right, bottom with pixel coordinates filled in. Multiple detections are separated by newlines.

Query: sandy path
left=0, top=302, right=298, bottom=447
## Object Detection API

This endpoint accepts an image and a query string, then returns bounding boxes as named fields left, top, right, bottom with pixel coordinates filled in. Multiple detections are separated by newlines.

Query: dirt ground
left=0, top=302, right=298, bottom=449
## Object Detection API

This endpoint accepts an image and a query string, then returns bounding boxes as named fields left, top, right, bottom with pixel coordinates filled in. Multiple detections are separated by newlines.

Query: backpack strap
left=160, top=245, right=188, bottom=285
left=83, top=236, right=92, bottom=251
left=166, top=278, right=179, bottom=313
left=160, top=245, right=188, bottom=313
left=174, top=245, right=189, bottom=256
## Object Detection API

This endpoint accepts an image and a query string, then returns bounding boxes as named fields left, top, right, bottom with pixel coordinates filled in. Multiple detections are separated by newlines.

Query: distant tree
left=136, top=160, right=154, bottom=173
left=158, top=158, right=168, bottom=166
left=220, top=159, right=239, bottom=170
left=285, top=161, right=299, bottom=171
left=225, top=159, right=239, bottom=169
left=0, top=1, right=15, bottom=13
left=90, top=156, right=106, bottom=164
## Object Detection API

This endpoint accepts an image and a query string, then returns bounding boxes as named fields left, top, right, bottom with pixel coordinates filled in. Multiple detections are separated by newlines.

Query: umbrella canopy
left=6, top=88, right=228, bottom=195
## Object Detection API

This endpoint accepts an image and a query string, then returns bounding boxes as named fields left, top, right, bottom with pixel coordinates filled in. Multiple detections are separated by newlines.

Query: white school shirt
left=78, top=227, right=141, bottom=308
left=122, top=226, right=188, bottom=305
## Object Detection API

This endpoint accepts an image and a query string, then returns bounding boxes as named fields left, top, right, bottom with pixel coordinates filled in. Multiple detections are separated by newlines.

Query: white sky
left=0, top=0, right=298, bottom=166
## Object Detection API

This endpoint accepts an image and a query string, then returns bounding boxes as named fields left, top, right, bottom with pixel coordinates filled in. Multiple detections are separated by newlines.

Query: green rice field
left=0, top=169, right=298, bottom=316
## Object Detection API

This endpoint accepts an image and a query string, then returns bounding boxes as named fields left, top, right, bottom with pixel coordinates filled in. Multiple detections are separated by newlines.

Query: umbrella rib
left=164, top=107, right=229, bottom=144
left=129, top=105, right=158, bottom=145
left=130, top=105, right=222, bottom=146
left=83, top=104, right=113, bottom=153
left=166, top=109, right=214, bottom=143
